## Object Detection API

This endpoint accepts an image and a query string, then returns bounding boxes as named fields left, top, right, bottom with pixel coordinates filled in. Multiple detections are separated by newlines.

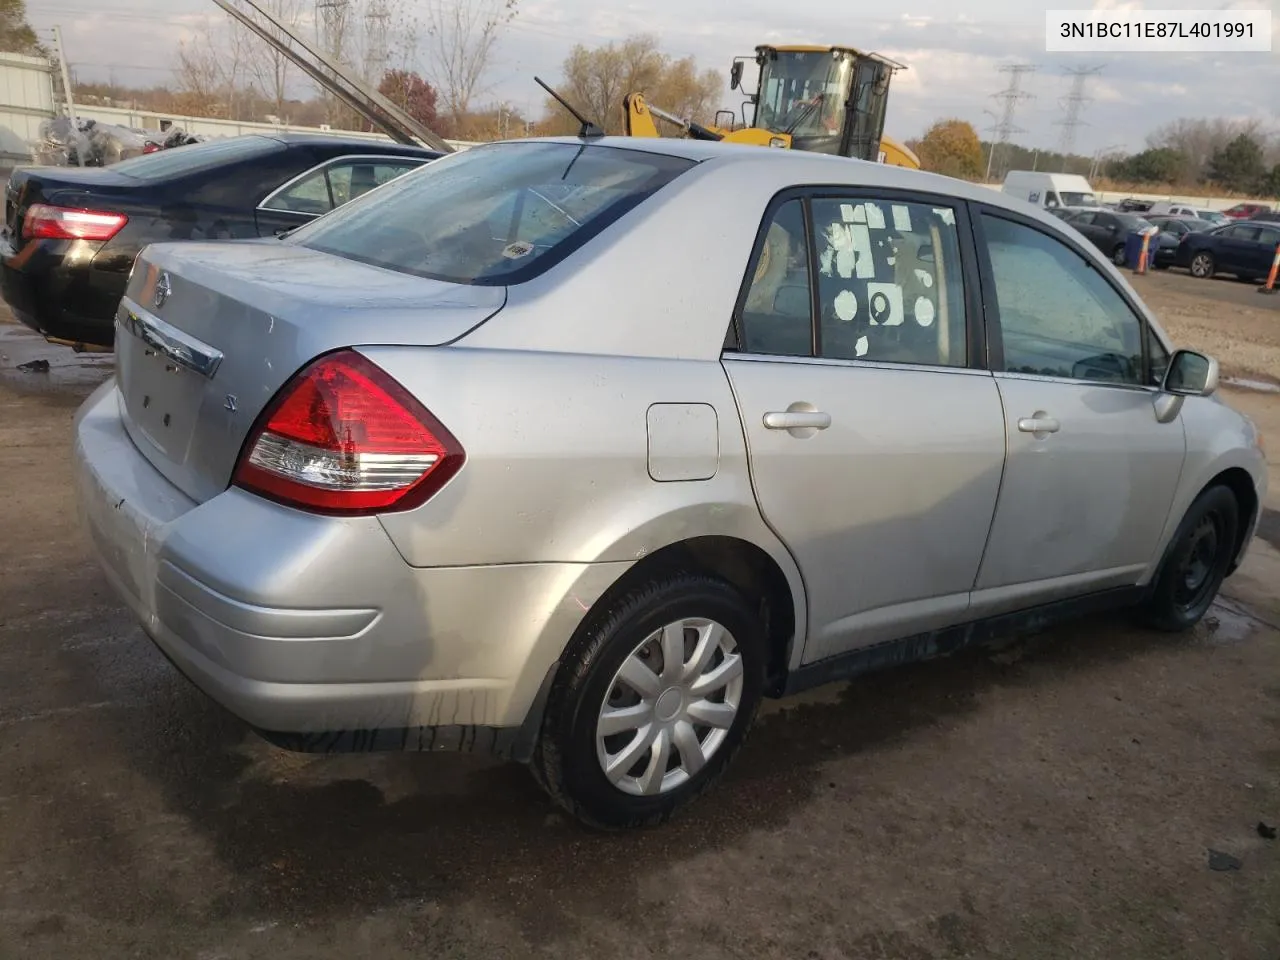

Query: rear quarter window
left=285, top=141, right=697, bottom=285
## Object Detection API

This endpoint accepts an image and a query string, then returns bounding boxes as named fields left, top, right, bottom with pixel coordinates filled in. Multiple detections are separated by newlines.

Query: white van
left=1002, top=171, right=1100, bottom=213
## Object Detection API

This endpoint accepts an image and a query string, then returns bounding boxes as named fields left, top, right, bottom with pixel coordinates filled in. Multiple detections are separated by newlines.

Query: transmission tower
left=1053, top=65, right=1104, bottom=168
left=985, top=63, right=1037, bottom=181
left=363, top=0, right=390, bottom=85
left=315, top=0, right=350, bottom=123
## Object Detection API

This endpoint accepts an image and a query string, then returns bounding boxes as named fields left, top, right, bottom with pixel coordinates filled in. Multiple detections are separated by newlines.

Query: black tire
left=531, top=572, right=766, bottom=830
left=1112, top=244, right=1127, bottom=266
left=1139, top=485, right=1239, bottom=632
left=1190, top=251, right=1216, bottom=279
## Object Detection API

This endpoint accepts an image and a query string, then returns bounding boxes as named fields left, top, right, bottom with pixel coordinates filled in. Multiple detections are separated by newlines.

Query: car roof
left=492, top=135, right=1077, bottom=221
left=258, top=131, right=442, bottom=156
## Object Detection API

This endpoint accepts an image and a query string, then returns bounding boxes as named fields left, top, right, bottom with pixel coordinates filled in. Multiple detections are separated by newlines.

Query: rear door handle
left=1017, top=416, right=1060, bottom=434
left=763, top=411, right=831, bottom=430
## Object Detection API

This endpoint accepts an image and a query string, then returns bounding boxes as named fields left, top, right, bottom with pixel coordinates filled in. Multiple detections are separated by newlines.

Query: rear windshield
left=108, top=135, right=283, bottom=180
left=287, top=141, right=697, bottom=285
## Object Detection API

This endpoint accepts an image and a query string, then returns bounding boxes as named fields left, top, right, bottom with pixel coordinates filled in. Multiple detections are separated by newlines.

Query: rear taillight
left=23, top=203, right=128, bottom=242
left=232, top=350, right=464, bottom=515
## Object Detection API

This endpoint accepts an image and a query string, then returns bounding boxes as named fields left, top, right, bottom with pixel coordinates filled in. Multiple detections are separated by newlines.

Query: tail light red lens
left=232, top=350, right=465, bottom=515
left=23, top=203, right=128, bottom=242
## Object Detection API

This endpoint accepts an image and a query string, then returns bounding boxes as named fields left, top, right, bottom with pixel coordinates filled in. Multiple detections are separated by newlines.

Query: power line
left=984, top=63, right=1036, bottom=182
left=1053, top=65, right=1104, bottom=166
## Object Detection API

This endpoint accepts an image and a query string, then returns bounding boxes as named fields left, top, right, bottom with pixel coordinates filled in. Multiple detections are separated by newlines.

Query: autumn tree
left=0, top=0, right=43, bottom=56
left=378, top=69, right=438, bottom=131
left=423, top=0, right=518, bottom=127
left=1207, top=133, right=1266, bottom=193
left=911, top=119, right=983, bottom=180
left=1111, top=147, right=1187, bottom=185
left=1146, top=116, right=1270, bottom=185
left=544, top=34, right=721, bottom=136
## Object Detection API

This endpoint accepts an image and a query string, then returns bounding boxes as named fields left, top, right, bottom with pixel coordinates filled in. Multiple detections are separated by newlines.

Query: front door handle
left=1017, top=415, right=1060, bottom=434
left=763, top=410, right=832, bottom=431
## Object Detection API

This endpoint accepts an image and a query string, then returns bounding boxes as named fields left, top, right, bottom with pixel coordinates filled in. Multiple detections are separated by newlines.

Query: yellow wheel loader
left=623, top=44, right=920, bottom=170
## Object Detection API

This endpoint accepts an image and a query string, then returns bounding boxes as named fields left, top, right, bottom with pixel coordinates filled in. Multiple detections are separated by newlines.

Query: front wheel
left=531, top=572, right=766, bottom=830
left=1112, top=244, right=1127, bottom=266
left=1190, top=252, right=1216, bottom=279
left=1139, top=485, right=1239, bottom=632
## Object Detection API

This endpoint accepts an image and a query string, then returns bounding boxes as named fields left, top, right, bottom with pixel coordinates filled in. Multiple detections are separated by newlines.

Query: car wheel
left=1112, top=244, right=1127, bottom=266
left=1190, top=252, right=1216, bottom=279
left=531, top=572, right=765, bottom=830
left=1139, top=485, right=1239, bottom=633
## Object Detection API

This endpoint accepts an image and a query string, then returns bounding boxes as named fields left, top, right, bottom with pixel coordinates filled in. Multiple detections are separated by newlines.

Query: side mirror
left=1163, top=349, right=1218, bottom=397
left=730, top=61, right=744, bottom=91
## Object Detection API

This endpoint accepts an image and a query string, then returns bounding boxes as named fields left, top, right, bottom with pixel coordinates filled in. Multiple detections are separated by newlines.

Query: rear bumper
left=73, top=380, right=629, bottom=756
left=0, top=235, right=121, bottom=346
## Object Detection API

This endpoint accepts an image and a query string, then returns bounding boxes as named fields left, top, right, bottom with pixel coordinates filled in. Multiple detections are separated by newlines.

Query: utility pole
left=1054, top=65, right=1104, bottom=172
left=51, top=26, right=82, bottom=166
left=987, top=64, right=1036, bottom=182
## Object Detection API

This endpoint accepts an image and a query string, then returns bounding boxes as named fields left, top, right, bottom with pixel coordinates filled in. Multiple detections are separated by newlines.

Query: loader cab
left=733, top=45, right=902, bottom=162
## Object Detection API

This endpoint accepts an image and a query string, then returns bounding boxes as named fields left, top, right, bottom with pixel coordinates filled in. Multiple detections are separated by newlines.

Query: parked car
left=1115, top=197, right=1153, bottom=213
left=1059, top=208, right=1156, bottom=265
left=1197, top=209, right=1229, bottom=225
left=1146, top=214, right=1215, bottom=269
left=1146, top=200, right=1202, bottom=218
left=1221, top=202, right=1273, bottom=220
left=1176, top=219, right=1280, bottom=281
left=73, top=137, right=1267, bottom=829
left=1, top=132, right=441, bottom=350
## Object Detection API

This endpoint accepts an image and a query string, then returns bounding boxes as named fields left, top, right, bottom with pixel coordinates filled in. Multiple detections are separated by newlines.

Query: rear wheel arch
left=572, top=536, right=800, bottom=697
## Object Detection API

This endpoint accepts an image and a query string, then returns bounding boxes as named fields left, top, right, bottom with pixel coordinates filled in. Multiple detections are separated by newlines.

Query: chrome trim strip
left=119, top=297, right=223, bottom=379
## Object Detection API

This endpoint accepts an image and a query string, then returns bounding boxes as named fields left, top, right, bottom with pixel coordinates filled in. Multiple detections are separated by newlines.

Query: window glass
left=327, top=160, right=423, bottom=206
left=736, top=199, right=813, bottom=357
left=289, top=142, right=695, bottom=285
left=810, top=198, right=966, bottom=367
left=1256, top=227, right=1280, bottom=249
left=1147, top=325, right=1170, bottom=387
left=1225, top=225, right=1260, bottom=241
left=108, top=134, right=282, bottom=180
left=266, top=167, right=332, bottom=214
left=980, top=214, right=1144, bottom=385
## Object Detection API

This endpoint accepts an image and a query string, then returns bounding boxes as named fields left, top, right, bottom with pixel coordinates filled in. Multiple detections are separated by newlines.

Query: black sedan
left=1, top=132, right=441, bottom=349
left=1059, top=209, right=1155, bottom=265
left=1176, top=219, right=1280, bottom=282
left=1145, top=215, right=1214, bottom=269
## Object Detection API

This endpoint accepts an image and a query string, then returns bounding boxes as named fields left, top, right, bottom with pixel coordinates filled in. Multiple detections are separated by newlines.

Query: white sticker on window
left=502, top=240, right=535, bottom=259
left=892, top=205, right=913, bottom=232
left=864, top=204, right=886, bottom=230
left=866, top=283, right=904, bottom=326
left=840, top=203, right=857, bottom=222
left=933, top=208, right=956, bottom=226
left=913, top=268, right=934, bottom=289
left=914, top=297, right=936, bottom=327
left=855, top=335, right=869, bottom=357
left=834, top=289, right=858, bottom=322
left=850, top=224, right=875, bottom=278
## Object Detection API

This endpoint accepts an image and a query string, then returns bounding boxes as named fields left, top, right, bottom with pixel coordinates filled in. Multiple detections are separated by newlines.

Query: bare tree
left=241, top=0, right=306, bottom=120
left=422, top=0, right=519, bottom=126
left=175, top=23, right=227, bottom=116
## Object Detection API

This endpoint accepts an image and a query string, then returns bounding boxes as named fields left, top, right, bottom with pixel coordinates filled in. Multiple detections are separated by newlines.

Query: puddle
left=1198, top=599, right=1259, bottom=645
left=1223, top=377, right=1280, bottom=395
left=0, top=322, right=114, bottom=396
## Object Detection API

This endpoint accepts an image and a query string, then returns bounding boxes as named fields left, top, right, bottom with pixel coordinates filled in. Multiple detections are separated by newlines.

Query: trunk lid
left=5, top=165, right=141, bottom=240
left=116, top=239, right=506, bottom=504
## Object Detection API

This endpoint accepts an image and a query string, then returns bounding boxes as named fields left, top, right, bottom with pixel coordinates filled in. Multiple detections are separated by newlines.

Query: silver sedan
left=72, top=136, right=1268, bottom=829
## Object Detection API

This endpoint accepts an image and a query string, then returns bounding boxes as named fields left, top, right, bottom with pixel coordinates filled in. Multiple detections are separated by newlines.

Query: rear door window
left=288, top=142, right=696, bottom=285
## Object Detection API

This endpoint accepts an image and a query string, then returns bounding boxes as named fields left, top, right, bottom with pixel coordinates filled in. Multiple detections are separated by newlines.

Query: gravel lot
left=1, top=269, right=1278, bottom=959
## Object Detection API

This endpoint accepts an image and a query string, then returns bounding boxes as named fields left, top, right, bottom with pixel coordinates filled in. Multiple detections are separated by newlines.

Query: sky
left=29, top=0, right=1280, bottom=155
